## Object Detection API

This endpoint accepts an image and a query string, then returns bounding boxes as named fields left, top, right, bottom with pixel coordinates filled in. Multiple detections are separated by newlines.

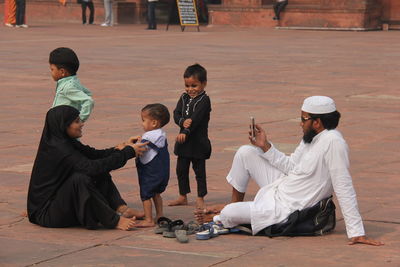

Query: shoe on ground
left=175, top=230, right=189, bottom=243
left=5, top=23, right=14, bottom=27
left=101, top=23, right=111, bottom=27
left=196, top=224, right=218, bottom=240
left=20, top=24, right=28, bottom=28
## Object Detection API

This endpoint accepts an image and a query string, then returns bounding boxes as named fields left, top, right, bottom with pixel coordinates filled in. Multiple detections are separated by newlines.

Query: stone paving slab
left=1, top=24, right=399, bottom=266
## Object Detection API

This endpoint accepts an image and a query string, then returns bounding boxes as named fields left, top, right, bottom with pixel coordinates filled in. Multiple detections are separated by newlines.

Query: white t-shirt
left=139, top=129, right=166, bottom=164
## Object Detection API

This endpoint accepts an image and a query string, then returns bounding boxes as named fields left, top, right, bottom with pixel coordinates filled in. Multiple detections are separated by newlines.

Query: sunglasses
left=301, top=117, right=313, bottom=123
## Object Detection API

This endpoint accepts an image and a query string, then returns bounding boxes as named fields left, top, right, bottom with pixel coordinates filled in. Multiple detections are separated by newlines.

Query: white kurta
left=227, top=129, right=365, bottom=238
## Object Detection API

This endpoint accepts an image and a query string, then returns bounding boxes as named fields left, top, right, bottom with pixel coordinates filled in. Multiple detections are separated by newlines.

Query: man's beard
left=303, top=128, right=318, bottom=143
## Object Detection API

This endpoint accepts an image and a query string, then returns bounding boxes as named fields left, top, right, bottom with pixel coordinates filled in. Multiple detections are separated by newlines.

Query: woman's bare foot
left=116, top=216, right=136, bottom=231
left=168, top=195, right=188, bottom=206
left=117, top=205, right=145, bottom=219
left=135, top=220, right=155, bottom=228
left=123, top=208, right=145, bottom=219
left=196, top=197, right=205, bottom=209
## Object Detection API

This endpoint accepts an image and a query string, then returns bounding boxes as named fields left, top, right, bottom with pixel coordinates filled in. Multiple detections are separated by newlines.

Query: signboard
left=166, top=0, right=200, bottom=31
left=177, top=0, right=199, bottom=27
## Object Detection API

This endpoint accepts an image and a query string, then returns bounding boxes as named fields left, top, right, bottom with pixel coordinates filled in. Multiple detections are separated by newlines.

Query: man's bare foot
left=116, top=216, right=136, bottom=231
left=168, top=195, right=188, bottom=206
left=194, top=204, right=225, bottom=224
left=135, top=220, right=156, bottom=228
left=196, top=197, right=205, bottom=209
left=194, top=208, right=214, bottom=224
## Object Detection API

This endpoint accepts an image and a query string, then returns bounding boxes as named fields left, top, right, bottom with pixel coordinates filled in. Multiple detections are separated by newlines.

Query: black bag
left=239, top=196, right=336, bottom=237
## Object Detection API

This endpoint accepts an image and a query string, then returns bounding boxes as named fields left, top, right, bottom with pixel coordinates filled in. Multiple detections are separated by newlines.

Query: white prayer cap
left=301, top=96, right=336, bottom=114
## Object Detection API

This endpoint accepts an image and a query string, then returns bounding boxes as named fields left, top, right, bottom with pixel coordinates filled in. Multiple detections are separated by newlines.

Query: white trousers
left=216, top=145, right=284, bottom=228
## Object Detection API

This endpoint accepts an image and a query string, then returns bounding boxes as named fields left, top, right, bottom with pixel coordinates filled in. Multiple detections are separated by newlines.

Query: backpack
left=239, top=196, right=336, bottom=237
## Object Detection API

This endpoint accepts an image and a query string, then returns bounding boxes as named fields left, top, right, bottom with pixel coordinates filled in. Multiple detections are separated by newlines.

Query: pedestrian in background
left=147, top=0, right=158, bottom=30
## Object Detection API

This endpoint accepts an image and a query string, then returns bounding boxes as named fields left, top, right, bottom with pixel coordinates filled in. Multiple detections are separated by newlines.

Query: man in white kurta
left=209, top=96, right=382, bottom=245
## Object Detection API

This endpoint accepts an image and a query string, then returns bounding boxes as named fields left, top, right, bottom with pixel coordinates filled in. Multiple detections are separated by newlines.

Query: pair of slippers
left=154, top=217, right=200, bottom=243
left=196, top=222, right=230, bottom=240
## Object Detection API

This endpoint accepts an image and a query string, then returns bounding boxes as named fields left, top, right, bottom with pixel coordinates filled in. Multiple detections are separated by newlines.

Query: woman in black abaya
left=27, top=105, right=147, bottom=230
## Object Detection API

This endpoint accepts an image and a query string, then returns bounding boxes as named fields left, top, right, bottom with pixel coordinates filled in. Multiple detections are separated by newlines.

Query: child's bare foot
left=135, top=220, right=155, bottom=228
left=196, top=197, right=205, bottom=209
left=168, top=195, right=188, bottom=206
left=116, top=216, right=136, bottom=231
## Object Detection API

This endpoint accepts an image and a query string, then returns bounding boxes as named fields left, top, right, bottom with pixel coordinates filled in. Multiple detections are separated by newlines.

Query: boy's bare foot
left=116, top=216, right=136, bottom=231
left=168, top=195, right=188, bottom=206
left=135, top=220, right=156, bottom=228
left=196, top=197, right=205, bottom=209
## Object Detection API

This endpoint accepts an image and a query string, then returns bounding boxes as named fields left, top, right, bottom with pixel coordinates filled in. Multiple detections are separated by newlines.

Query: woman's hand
left=183, top=119, right=192, bottom=128
left=176, top=133, right=186, bottom=144
left=127, top=142, right=149, bottom=157
left=115, top=142, right=127, bottom=150
left=348, top=236, right=384, bottom=246
left=127, top=135, right=141, bottom=144
left=249, top=124, right=271, bottom=152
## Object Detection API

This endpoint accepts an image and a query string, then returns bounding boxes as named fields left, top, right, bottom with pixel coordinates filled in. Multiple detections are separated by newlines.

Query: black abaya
left=28, top=105, right=135, bottom=229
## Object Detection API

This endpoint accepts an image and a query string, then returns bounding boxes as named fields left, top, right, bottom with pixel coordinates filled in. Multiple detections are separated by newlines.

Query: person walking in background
left=15, top=0, right=28, bottom=28
left=81, top=0, right=95, bottom=25
left=147, top=0, right=158, bottom=30
left=4, top=0, right=16, bottom=27
left=273, top=0, right=288, bottom=21
left=101, top=0, right=113, bottom=26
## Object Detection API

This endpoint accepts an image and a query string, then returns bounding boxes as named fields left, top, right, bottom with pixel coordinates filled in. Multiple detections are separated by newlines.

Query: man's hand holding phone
left=249, top=117, right=271, bottom=152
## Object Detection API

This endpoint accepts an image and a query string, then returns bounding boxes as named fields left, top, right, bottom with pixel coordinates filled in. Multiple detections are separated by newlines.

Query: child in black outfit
left=168, top=64, right=211, bottom=209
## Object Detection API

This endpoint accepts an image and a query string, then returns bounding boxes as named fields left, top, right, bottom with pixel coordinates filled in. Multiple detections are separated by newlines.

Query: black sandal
left=154, top=217, right=172, bottom=234
left=162, top=219, right=185, bottom=238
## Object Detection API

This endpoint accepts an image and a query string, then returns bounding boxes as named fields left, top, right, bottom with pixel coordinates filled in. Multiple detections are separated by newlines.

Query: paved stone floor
left=0, top=23, right=399, bottom=266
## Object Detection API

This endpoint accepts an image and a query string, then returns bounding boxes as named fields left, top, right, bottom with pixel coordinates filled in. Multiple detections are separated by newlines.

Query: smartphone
left=250, top=117, right=255, bottom=140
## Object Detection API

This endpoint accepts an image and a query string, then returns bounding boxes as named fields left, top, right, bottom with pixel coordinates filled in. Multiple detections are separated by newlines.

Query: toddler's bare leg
left=135, top=200, right=155, bottom=227
left=153, top=194, right=164, bottom=220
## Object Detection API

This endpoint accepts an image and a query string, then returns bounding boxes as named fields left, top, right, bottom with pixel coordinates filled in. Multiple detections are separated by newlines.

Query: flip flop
left=196, top=224, right=218, bottom=240
left=175, top=230, right=189, bottom=243
left=154, top=217, right=172, bottom=234
left=185, top=221, right=200, bottom=235
left=211, top=222, right=229, bottom=235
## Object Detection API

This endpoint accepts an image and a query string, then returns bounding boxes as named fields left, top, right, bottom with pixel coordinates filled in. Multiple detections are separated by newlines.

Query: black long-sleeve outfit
left=27, top=105, right=135, bottom=229
left=173, top=91, right=211, bottom=197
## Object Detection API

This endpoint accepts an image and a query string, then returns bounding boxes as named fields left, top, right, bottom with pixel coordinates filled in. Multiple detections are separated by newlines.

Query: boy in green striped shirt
left=49, top=47, right=94, bottom=122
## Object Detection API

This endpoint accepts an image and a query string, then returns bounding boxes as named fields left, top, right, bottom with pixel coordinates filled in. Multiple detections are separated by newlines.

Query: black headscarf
left=27, top=105, right=80, bottom=221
